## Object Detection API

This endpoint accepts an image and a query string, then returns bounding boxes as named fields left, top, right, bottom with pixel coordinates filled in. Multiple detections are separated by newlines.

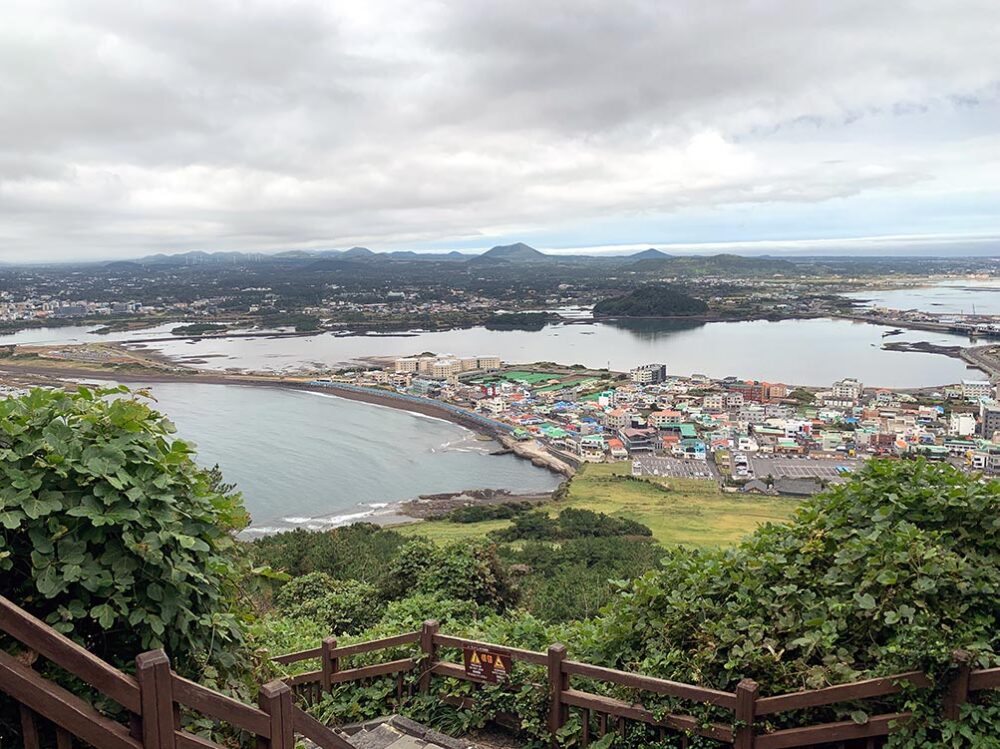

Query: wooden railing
left=275, top=620, right=1000, bottom=748
left=3, top=591, right=998, bottom=749
left=0, top=595, right=351, bottom=749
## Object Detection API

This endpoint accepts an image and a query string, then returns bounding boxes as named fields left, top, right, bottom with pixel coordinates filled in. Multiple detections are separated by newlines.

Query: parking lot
left=747, top=456, right=861, bottom=482
left=633, top=456, right=714, bottom=480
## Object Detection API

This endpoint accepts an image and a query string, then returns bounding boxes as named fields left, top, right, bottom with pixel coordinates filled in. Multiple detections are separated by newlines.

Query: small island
left=593, top=284, right=709, bottom=317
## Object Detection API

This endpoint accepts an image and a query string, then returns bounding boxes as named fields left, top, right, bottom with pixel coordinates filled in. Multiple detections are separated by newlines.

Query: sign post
left=462, top=645, right=513, bottom=684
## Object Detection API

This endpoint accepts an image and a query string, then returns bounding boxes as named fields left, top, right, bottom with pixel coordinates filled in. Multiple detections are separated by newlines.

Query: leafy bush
left=274, top=572, right=382, bottom=635
left=577, top=459, right=1000, bottom=739
left=495, top=507, right=652, bottom=541
left=502, top=537, right=663, bottom=622
left=385, top=539, right=517, bottom=610
left=0, top=387, right=248, bottom=674
left=248, top=523, right=406, bottom=588
left=443, top=501, right=535, bottom=523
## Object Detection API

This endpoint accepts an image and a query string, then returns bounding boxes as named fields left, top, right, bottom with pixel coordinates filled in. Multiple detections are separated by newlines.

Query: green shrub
left=0, top=387, right=248, bottom=674
left=385, top=539, right=517, bottom=610
left=443, top=501, right=535, bottom=523
left=495, top=507, right=652, bottom=541
left=274, top=572, right=382, bottom=635
left=248, top=523, right=406, bottom=587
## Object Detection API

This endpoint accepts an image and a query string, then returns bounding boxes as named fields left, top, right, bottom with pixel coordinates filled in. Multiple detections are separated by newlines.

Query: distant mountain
left=341, top=246, right=375, bottom=259
left=629, top=248, right=671, bottom=261
left=470, top=242, right=548, bottom=264
left=138, top=250, right=268, bottom=266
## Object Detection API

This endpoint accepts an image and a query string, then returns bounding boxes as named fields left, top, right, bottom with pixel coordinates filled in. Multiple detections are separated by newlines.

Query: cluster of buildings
left=333, top=357, right=1000, bottom=485
left=393, top=355, right=502, bottom=380
left=0, top=298, right=145, bottom=322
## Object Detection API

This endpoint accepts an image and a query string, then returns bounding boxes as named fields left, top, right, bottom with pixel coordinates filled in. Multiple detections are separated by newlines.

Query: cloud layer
left=1, top=0, right=999, bottom=260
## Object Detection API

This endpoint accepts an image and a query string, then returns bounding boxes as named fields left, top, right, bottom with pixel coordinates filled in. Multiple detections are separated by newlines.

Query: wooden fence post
left=259, top=680, right=294, bottom=749
left=734, top=678, right=758, bottom=749
left=135, top=649, right=175, bottom=749
left=19, top=706, right=40, bottom=749
left=547, top=644, right=568, bottom=747
left=321, top=636, right=339, bottom=692
left=419, top=620, right=439, bottom=693
left=944, top=649, right=972, bottom=721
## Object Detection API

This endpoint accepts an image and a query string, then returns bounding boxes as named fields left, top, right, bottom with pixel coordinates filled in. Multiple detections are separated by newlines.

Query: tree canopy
left=593, top=284, right=709, bottom=317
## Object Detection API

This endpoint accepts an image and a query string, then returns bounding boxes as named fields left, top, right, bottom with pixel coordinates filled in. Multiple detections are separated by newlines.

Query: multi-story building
left=648, top=410, right=682, bottom=429
left=980, top=404, right=1000, bottom=439
left=832, top=378, right=864, bottom=402
left=962, top=380, right=993, bottom=400
left=431, top=359, right=462, bottom=379
left=949, top=412, right=977, bottom=437
left=630, top=363, right=667, bottom=385
left=394, top=357, right=419, bottom=373
left=476, top=355, right=502, bottom=370
left=703, top=393, right=725, bottom=411
left=604, top=408, right=631, bottom=430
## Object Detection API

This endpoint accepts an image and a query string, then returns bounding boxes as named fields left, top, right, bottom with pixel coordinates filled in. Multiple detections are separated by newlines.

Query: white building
left=961, top=380, right=993, bottom=400
left=703, top=393, right=725, bottom=411
left=832, top=378, right=864, bottom=402
left=476, top=355, right=502, bottom=370
left=630, top=363, right=667, bottom=385
left=949, top=412, right=977, bottom=437
left=394, top=357, right=419, bottom=373
left=431, top=359, right=462, bottom=379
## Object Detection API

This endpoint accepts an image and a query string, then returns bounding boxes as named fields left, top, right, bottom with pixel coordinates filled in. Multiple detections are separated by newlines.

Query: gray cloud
left=0, top=0, right=998, bottom=260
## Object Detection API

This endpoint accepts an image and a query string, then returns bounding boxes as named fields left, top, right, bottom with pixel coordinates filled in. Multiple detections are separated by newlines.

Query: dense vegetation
left=493, top=507, right=652, bottom=541
left=250, top=460, right=1000, bottom=746
left=483, top=312, right=553, bottom=330
left=0, top=388, right=249, bottom=676
left=171, top=322, right=230, bottom=335
left=593, top=284, right=709, bottom=317
left=3, top=386, right=999, bottom=746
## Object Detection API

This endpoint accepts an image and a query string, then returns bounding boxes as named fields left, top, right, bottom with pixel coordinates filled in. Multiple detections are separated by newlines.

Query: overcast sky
left=2, top=0, right=999, bottom=261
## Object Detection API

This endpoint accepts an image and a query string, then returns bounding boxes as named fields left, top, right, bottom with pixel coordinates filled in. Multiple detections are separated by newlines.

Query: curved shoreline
left=0, top=361, right=576, bottom=476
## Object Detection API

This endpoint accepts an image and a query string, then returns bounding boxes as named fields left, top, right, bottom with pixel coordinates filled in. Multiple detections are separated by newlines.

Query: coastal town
left=312, top=352, right=1000, bottom=494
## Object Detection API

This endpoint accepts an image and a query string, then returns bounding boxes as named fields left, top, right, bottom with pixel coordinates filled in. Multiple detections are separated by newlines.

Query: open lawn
left=394, top=518, right=513, bottom=543
left=394, top=462, right=798, bottom=547
left=562, top=463, right=796, bottom=547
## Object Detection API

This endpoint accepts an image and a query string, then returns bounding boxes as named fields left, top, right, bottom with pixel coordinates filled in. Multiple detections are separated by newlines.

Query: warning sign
left=462, top=645, right=513, bottom=684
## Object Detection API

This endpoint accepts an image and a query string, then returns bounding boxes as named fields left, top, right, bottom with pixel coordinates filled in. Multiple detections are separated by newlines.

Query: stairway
left=337, top=716, right=479, bottom=749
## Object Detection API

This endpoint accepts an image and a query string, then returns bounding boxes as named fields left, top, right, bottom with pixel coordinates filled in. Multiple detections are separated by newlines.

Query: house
left=741, top=478, right=772, bottom=495
left=604, top=408, right=631, bottom=430
left=607, top=438, right=628, bottom=459
left=619, top=427, right=657, bottom=453
left=648, top=410, right=682, bottom=429
left=578, top=434, right=606, bottom=461
left=672, top=438, right=707, bottom=460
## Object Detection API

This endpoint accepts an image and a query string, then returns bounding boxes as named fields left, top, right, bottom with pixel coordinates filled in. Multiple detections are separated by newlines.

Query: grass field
left=394, top=462, right=798, bottom=547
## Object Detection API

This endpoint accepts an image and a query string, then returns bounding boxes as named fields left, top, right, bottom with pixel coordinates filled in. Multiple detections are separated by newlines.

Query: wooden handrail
left=291, top=705, right=354, bottom=749
left=755, top=712, right=911, bottom=749
left=172, top=673, right=272, bottom=737
left=0, top=649, right=142, bottom=749
left=0, top=595, right=141, bottom=713
left=562, top=658, right=737, bottom=709
left=755, top=671, right=932, bottom=716
left=274, top=631, right=421, bottom=665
